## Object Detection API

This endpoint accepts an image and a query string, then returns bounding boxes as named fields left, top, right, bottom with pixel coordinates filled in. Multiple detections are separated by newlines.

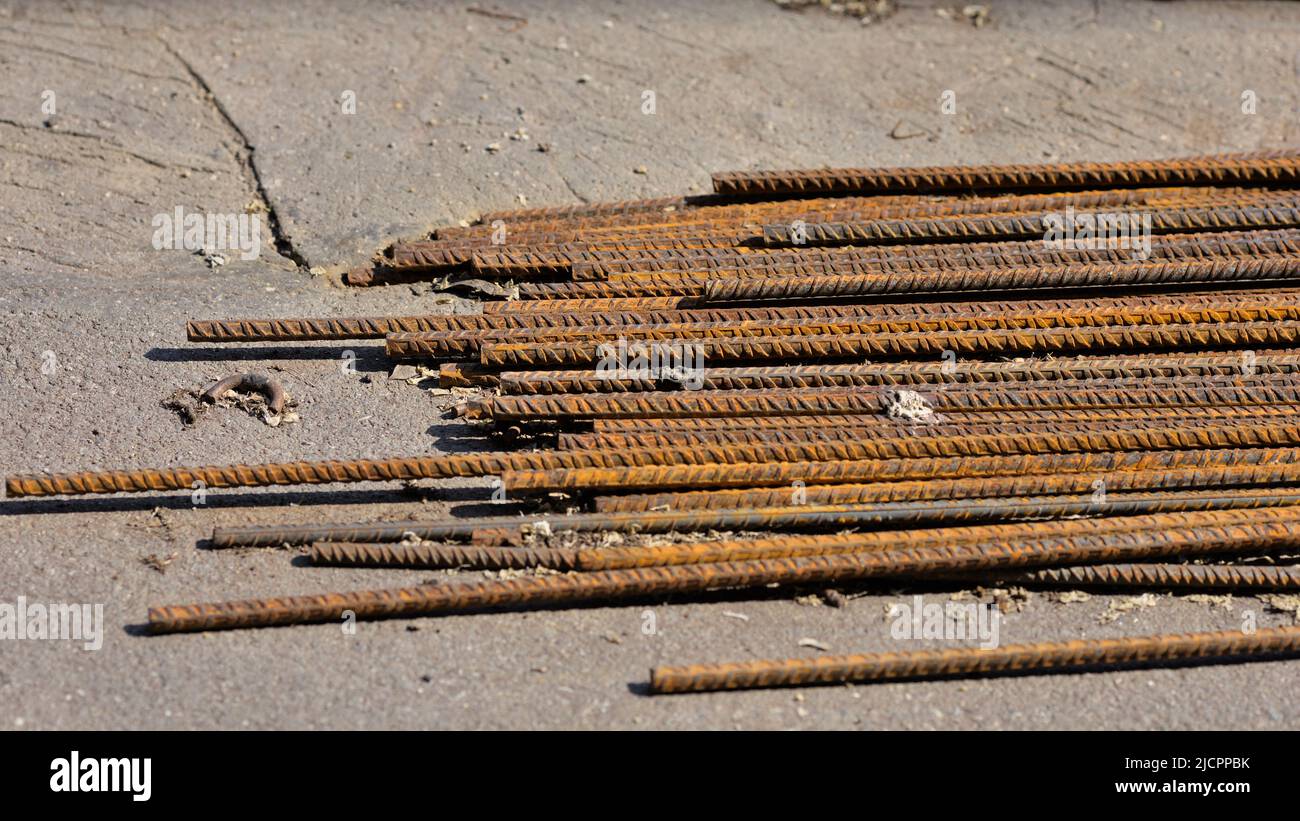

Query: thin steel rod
left=474, top=381, right=1300, bottom=421
left=146, top=506, right=1300, bottom=633
left=702, top=257, right=1300, bottom=303
left=475, top=321, right=1300, bottom=369
left=500, top=353, right=1300, bottom=394
left=709, top=151, right=1300, bottom=198
left=500, top=446, right=1300, bottom=494
left=384, top=301, right=1300, bottom=360
left=962, top=562, right=1300, bottom=591
left=209, top=487, right=1300, bottom=547
left=589, top=461, right=1300, bottom=512
left=14, top=421, right=1300, bottom=497
left=648, top=626, right=1300, bottom=693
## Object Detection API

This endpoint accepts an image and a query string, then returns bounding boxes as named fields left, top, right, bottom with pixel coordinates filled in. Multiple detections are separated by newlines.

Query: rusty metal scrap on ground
left=12, top=149, right=1300, bottom=692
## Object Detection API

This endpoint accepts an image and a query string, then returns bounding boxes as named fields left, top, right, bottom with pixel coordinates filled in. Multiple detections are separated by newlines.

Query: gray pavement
left=1, top=0, right=1299, bottom=730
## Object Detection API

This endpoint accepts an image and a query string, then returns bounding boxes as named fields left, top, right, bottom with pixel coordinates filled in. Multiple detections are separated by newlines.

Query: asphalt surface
left=2, top=0, right=1299, bottom=730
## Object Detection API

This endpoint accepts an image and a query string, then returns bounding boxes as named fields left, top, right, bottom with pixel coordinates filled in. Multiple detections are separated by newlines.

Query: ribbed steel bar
left=321, top=506, right=1300, bottom=570
left=443, top=188, right=1265, bottom=246
left=582, top=228, right=1300, bottom=278
left=208, top=488, right=1300, bottom=548
left=385, top=300, right=1300, bottom=361
left=482, top=228, right=1300, bottom=283
left=578, top=503, right=1300, bottom=570
left=479, top=228, right=1300, bottom=283
left=476, top=321, right=1300, bottom=369
left=590, top=461, right=1300, bottom=513
left=501, top=446, right=1300, bottom=494
left=16, top=421, right=1300, bottom=498
left=188, top=289, right=1300, bottom=343
left=146, top=506, right=1300, bottom=633
left=589, top=402, right=1295, bottom=434
left=516, top=276, right=712, bottom=299
left=464, top=185, right=1278, bottom=238
left=477, top=195, right=693, bottom=224
left=561, top=405, right=1300, bottom=449
left=561, top=415, right=1298, bottom=450
left=500, top=353, right=1300, bottom=395
left=468, top=186, right=1269, bottom=238
left=710, top=151, right=1300, bottom=198
left=310, top=542, right=579, bottom=570
left=649, top=626, right=1300, bottom=693
left=435, top=193, right=1297, bottom=259
left=438, top=362, right=499, bottom=387
left=965, top=562, right=1300, bottom=591
left=703, top=257, right=1300, bottom=303
left=759, top=203, right=1300, bottom=249
left=475, top=380, right=1300, bottom=421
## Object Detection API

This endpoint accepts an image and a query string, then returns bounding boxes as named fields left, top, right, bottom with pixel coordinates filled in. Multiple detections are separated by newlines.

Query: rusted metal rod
left=438, top=188, right=1271, bottom=247
left=384, top=301, right=1300, bottom=361
left=559, top=416, right=1298, bottom=451
left=960, top=562, right=1300, bottom=591
left=759, top=202, right=1300, bottom=249
left=310, top=542, right=578, bottom=570
left=581, top=228, right=1300, bottom=278
left=501, top=446, right=1300, bottom=494
left=209, top=487, right=1300, bottom=548
left=499, top=353, right=1300, bottom=394
left=188, top=289, right=1300, bottom=343
left=15, top=421, right=1300, bottom=497
left=709, top=151, right=1300, bottom=198
left=146, top=507, right=1300, bottom=633
left=648, top=625, right=1300, bottom=693
left=703, top=257, right=1300, bottom=303
left=590, top=402, right=1293, bottom=433
left=475, top=321, right=1300, bottom=369
left=464, top=184, right=1288, bottom=236
left=473, top=381, right=1300, bottom=421
left=589, top=461, right=1300, bottom=513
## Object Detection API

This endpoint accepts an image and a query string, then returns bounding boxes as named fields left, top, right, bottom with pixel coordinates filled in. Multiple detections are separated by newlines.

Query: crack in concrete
left=156, top=36, right=309, bottom=271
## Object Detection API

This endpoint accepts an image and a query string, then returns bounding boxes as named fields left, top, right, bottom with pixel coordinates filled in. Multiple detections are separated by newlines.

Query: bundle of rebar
left=14, top=149, right=1300, bottom=691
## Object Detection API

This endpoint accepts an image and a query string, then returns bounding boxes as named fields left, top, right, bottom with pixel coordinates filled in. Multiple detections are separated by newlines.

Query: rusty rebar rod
left=145, top=507, right=1300, bottom=633
left=310, top=542, right=579, bottom=570
left=319, top=507, right=1300, bottom=573
left=500, top=446, right=1300, bottom=494
left=439, top=187, right=1270, bottom=247
left=474, top=380, right=1300, bottom=421
left=439, top=195, right=1300, bottom=264
left=589, top=402, right=1293, bottom=433
left=581, top=228, right=1300, bottom=278
left=481, top=231, right=1300, bottom=283
left=702, top=257, right=1300, bottom=303
left=15, top=421, right=1300, bottom=498
left=464, top=184, right=1286, bottom=237
left=187, top=288, right=1300, bottom=343
left=560, top=414, right=1299, bottom=450
left=209, top=486, right=1300, bottom=548
left=384, top=301, right=1300, bottom=361
left=709, top=151, right=1300, bottom=198
left=962, top=562, right=1300, bottom=591
left=759, top=202, right=1300, bottom=249
left=311, top=542, right=1300, bottom=589
left=499, top=353, right=1300, bottom=394
left=476, top=321, right=1300, bottom=369
left=648, top=625, right=1300, bottom=693
left=589, top=461, right=1300, bottom=513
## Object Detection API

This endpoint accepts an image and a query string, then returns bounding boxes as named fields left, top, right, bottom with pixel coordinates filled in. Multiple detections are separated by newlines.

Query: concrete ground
left=1, top=0, right=1299, bottom=730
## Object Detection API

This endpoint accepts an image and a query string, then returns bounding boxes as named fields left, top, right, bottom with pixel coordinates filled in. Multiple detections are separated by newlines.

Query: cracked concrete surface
left=2, top=0, right=1300, bottom=729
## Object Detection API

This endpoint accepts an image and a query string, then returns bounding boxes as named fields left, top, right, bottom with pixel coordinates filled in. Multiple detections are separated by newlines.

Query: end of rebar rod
left=345, top=266, right=375, bottom=286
